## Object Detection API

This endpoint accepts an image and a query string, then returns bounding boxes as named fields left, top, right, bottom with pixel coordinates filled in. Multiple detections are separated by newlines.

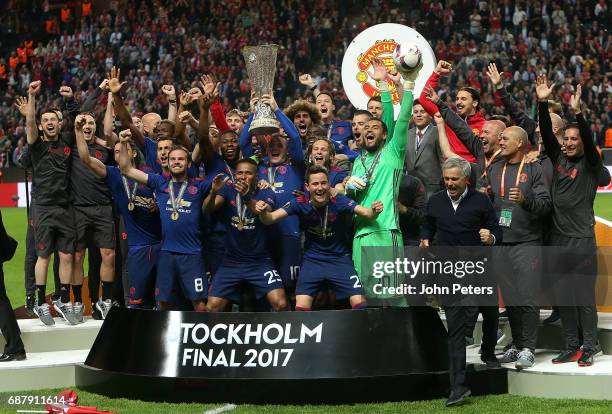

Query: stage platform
left=1, top=309, right=611, bottom=401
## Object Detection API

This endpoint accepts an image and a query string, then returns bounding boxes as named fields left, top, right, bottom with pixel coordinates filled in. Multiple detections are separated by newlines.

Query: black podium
left=76, top=307, right=506, bottom=403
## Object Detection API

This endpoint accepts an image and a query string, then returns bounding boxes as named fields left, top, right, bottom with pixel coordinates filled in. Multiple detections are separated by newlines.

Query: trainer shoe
left=543, top=309, right=561, bottom=325
left=96, top=299, right=113, bottom=319
left=73, top=302, right=85, bottom=323
left=34, top=303, right=55, bottom=326
left=91, top=301, right=103, bottom=320
left=481, top=354, right=501, bottom=369
left=25, top=294, right=36, bottom=317
left=578, top=348, right=602, bottom=367
left=552, top=349, right=582, bottom=364
left=498, top=346, right=520, bottom=363
left=515, top=349, right=535, bottom=370
left=52, top=299, right=78, bottom=325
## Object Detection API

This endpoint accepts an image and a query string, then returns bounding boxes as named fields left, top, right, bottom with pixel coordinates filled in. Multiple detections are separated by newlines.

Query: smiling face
left=310, top=139, right=332, bottom=167
left=367, top=99, right=383, bottom=118
left=168, top=147, right=190, bottom=178
left=499, top=130, right=521, bottom=157
left=316, top=93, right=334, bottom=122
left=479, top=121, right=503, bottom=156
left=268, top=135, right=288, bottom=164
left=157, top=139, right=173, bottom=169
left=40, top=111, right=60, bottom=140
left=81, top=114, right=96, bottom=142
left=412, top=104, right=431, bottom=129
left=443, top=167, right=468, bottom=200
left=293, top=111, right=313, bottom=139
left=306, top=172, right=330, bottom=207
left=563, top=127, right=583, bottom=158
left=456, top=90, right=477, bottom=117
left=351, top=113, right=370, bottom=148
left=220, top=131, right=240, bottom=162
left=363, top=119, right=386, bottom=152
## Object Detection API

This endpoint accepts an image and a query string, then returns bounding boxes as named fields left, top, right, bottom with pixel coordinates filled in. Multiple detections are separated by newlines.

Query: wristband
left=403, top=80, right=415, bottom=91
left=379, top=80, right=389, bottom=92
left=169, top=100, right=177, bottom=104
left=309, top=84, right=318, bottom=91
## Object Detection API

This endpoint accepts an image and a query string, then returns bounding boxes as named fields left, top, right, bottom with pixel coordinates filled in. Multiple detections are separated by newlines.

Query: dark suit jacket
left=421, top=188, right=503, bottom=246
left=405, top=125, right=442, bottom=198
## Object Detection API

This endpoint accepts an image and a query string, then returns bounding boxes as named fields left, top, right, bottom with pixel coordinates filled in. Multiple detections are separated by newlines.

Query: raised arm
left=75, top=114, right=107, bottom=177
left=239, top=98, right=256, bottom=158
left=26, top=82, right=40, bottom=145
left=202, top=174, right=228, bottom=213
left=161, top=84, right=177, bottom=122
left=535, top=75, right=560, bottom=162
left=298, top=74, right=320, bottom=98
left=433, top=112, right=459, bottom=160
left=108, top=66, right=145, bottom=150
left=369, top=58, right=396, bottom=137
left=487, top=63, right=536, bottom=146
left=193, top=88, right=218, bottom=162
left=80, top=79, right=106, bottom=113
left=103, top=91, right=116, bottom=147
left=118, top=129, right=148, bottom=185
left=570, top=84, right=601, bottom=168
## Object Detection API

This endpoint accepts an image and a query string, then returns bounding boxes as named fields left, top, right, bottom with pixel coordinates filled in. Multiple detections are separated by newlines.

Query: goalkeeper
left=345, top=56, right=421, bottom=304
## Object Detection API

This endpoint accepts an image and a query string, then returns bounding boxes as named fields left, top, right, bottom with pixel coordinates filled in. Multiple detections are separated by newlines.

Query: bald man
left=141, top=113, right=162, bottom=141
left=480, top=120, right=506, bottom=164
left=484, top=126, right=551, bottom=369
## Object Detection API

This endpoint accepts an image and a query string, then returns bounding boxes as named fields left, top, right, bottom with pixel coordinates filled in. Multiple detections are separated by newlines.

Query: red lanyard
left=500, top=156, right=526, bottom=199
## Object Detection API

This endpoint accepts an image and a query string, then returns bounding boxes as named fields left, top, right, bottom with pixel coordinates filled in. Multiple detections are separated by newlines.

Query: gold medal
left=127, top=202, right=135, bottom=211
left=237, top=221, right=244, bottom=230
left=171, top=211, right=179, bottom=221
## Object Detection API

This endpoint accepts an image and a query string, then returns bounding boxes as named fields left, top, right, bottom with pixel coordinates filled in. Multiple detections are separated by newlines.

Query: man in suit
left=405, top=101, right=442, bottom=199
left=420, top=157, right=502, bottom=407
left=0, top=210, right=26, bottom=362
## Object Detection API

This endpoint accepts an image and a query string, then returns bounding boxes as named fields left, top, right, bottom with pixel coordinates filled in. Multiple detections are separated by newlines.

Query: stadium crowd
left=0, top=0, right=611, bottom=406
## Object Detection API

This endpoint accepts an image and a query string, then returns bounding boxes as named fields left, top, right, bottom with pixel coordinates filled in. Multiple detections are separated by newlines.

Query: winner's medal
left=168, top=180, right=188, bottom=222
left=122, top=176, right=138, bottom=212
left=235, top=191, right=248, bottom=231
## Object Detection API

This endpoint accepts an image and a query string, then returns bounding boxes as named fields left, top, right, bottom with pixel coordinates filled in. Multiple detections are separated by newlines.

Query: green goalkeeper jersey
left=349, top=89, right=413, bottom=237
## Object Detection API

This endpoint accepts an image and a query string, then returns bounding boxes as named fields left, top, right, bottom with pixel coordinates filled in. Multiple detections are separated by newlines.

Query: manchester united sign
left=341, top=24, right=436, bottom=116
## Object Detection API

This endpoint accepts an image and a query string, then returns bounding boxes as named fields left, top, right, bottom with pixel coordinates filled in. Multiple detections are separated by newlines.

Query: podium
left=76, top=307, right=506, bottom=403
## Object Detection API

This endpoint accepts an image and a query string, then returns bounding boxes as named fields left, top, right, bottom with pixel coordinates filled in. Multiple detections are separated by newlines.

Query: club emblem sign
left=341, top=24, right=436, bottom=116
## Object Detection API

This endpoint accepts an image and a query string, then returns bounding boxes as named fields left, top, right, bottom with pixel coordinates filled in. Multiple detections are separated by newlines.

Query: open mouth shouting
left=297, top=122, right=308, bottom=137
left=365, top=131, right=376, bottom=146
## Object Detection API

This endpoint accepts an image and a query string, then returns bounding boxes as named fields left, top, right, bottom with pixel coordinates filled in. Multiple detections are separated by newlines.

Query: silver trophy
left=242, top=44, right=280, bottom=135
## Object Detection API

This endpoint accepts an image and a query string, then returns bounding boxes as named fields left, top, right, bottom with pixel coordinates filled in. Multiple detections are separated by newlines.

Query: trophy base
left=249, top=119, right=280, bottom=135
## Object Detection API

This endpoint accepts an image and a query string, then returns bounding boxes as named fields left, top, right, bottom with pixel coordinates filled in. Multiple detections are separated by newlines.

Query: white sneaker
left=95, top=299, right=113, bottom=319
left=52, top=299, right=79, bottom=325
left=73, top=302, right=85, bottom=323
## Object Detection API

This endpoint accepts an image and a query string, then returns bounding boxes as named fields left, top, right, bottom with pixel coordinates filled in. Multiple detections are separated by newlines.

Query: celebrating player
left=258, top=165, right=383, bottom=310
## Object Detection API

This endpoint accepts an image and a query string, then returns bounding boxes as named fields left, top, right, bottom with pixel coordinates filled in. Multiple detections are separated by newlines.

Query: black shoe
left=0, top=350, right=26, bottom=362
left=92, top=302, right=103, bottom=320
left=446, top=387, right=471, bottom=407
left=552, top=349, right=582, bottom=364
left=578, top=348, right=601, bottom=367
left=481, top=354, right=501, bottom=368
left=543, top=310, right=560, bottom=325
left=25, top=295, right=36, bottom=317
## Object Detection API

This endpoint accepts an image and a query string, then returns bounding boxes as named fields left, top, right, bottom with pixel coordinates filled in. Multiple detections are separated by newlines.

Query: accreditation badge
left=499, top=203, right=513, bottom=228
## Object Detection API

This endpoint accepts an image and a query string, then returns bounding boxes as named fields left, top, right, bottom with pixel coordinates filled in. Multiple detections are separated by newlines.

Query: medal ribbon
left=122, top=176, right=138, bottom=206
left=168, top=180, right=188, bottom=215
left=235, top=193, right=248, bottom=225
left=500, top=156, right=526, bottom=199
left=359, top=148, right=383, bottom=181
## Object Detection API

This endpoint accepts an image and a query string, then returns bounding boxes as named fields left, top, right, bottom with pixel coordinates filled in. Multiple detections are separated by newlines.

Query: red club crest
left=277, top=166, right=287, bottom=174
left=188, top=186, right=198, bottom=195
left=63, top=146, right=71, bottom=156
left=337, top=127, right=345, bottom=135
left=94, top=150, right=103, bottom=159
left=519, top=173, right=528, bottom=183
left=121, top=232, right=128, bottom=240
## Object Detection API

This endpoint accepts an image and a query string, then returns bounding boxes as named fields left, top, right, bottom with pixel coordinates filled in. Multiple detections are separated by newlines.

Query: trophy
left=242, top=44, right=280, bottom=135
